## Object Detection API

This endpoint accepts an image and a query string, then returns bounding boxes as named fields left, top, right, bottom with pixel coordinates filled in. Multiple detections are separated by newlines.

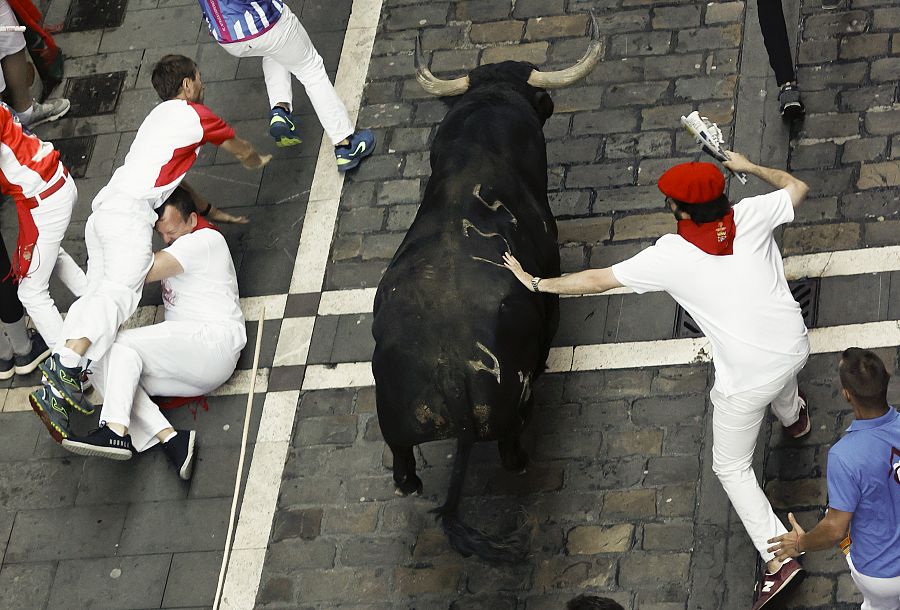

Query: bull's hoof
left=394, top=474, right=423, bottom=497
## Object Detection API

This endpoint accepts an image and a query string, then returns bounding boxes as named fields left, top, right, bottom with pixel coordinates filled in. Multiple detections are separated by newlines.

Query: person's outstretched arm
left=723, top=150, right=809, bottom=208
left=220, top=136, right=272, bottom=170
left=503, top=252, right=623, bottom=295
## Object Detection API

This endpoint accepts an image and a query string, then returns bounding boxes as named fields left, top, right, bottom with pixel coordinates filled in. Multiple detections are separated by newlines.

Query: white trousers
left=710, top=363, right=806, bottom=563
left=57, top=197, right=155, bottom=360
left=18, top=176, right=88, bottom=347
left=848, top=555, right=900, bottom=610
left=218, top=4, right=354, bottom=145
left=93, top=320, right=242, bottom=452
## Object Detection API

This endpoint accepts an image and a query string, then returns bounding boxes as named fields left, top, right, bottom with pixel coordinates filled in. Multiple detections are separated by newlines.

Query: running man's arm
left=723, top=151, right=809, bottom=208
left=220, top=136, right=272, bottom=170
left=766, top=509, right=852, bottom=562
left=503, top=252, right=623, bottom=295
left=145, top=251, right=184, bottom=284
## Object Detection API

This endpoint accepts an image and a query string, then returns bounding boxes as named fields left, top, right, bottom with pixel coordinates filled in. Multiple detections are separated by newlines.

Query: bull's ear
left=533, top=90, right=554, bottom=124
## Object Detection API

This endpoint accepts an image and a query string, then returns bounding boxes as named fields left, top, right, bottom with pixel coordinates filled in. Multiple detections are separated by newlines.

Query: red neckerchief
left=192, top=216, right=219, bottom=232
left=676, top=209, right=735, bottom=256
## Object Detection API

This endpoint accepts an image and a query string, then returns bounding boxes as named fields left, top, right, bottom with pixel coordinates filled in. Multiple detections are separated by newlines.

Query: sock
left=0, top=316, right=32, bottom=355
left=161, top=430, right=177, bottom=444
left=78, top=357, right=89, bottom=370
left=56, top=346, right=81, bottom=369
left=18, top=103, right=34, bottom=124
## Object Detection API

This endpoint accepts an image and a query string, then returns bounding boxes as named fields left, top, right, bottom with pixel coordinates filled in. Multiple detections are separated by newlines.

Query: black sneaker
left=0, top=356, right=13, bottom=381
left=62, top=422, right=133, bottom=460
left=29, top=385, right=70, bottom=443
left=162, top=430, right=196, bottom=481
left=38, top=352, right=94, bottom=415
left=778, top=83, right=805, bottom=121
left=14, top=330, right=50, bottom=375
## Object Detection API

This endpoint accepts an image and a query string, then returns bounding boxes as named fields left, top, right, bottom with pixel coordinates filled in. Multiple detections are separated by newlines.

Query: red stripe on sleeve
left=189, top=102, right=235, bottom=146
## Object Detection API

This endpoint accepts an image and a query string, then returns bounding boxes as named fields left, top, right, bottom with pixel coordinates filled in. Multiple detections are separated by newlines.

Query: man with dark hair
left=566, top=594, right=625, bottom=610
left=504, top=151, right=811, bottom=609
left=768, top=348, right=900, bottom=609
left=57, top=187, right=247, bottom=480
left=29, top=54, right=266, bottom=441
left=194, top=0, right=375, bottom=171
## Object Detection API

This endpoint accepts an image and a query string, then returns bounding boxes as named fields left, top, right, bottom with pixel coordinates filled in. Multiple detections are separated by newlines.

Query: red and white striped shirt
left=104, top=99, right=235, bottom=209
left=0, top=101, right=63, bottom=201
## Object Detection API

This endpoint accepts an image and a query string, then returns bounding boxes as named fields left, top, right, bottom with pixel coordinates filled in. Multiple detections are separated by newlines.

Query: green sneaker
left=29, top=386, right=70, bottom=443
left=269, top=107, right=302, bottom=147
left=38, top=353, right=94, bottom=415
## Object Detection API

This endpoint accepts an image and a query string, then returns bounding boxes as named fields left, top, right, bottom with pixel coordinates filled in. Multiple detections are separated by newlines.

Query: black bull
left=372, top=25, right=600, bottom=564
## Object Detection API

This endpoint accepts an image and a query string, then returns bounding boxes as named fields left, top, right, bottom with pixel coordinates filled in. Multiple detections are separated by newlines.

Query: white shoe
left=25, top=98, right=70, bottom=128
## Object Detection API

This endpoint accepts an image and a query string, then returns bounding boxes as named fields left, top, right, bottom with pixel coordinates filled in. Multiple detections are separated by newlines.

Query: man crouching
left=56, top=187, right=247, bottom=480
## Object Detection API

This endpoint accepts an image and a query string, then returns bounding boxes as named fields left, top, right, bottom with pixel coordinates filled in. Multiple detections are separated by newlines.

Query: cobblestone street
left=0, top=0, right=897, bottom=608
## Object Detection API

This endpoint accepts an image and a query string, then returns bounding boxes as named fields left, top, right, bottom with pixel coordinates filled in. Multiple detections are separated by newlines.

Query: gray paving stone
left=5, top=503, right=127, bottom=562
left=100, top=6, right=203, bottom=52
left=48, top=554, right=171, bottom=610
left=164, top=394, right=265, bottom=448
left=0, top=459, right=83, bottom=511
left=75, top=450, right=188, bottom=506
left=160, top=550, right=222, bottom=607
left=604, top=292, right=678, bottom=343
left=118, top=497, right=230, bottom=554
left=0, top=562, right=55, bottom=610
left=0, top=413, right=40, bottom=461
left=817, top=273, right=891, bottom=326
left=237, top=319, right=282, bottom=370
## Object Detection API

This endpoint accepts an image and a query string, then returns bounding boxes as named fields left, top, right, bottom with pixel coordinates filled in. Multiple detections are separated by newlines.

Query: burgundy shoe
left=783, top=391, right=811, bottom=439
left=752, top=558, right=804, bottom=610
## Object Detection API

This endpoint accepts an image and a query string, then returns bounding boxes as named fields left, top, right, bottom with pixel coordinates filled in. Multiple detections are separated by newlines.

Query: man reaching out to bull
left=504, top=152, right=810, bottom=610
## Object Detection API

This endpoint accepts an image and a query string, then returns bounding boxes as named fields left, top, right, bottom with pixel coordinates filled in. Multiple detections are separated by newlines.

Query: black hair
left=566, top=595, right=626, bottom=610
left=151, top=54, right=198, bottom=101
left=669, top=194, right=732, bottom=224
left=839, top=348, right=890, bottom=410
left=157, top=186, right=197, bottom=221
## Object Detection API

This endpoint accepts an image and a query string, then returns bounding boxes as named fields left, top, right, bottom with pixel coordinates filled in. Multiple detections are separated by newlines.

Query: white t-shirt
left=95, top=100, right=234, bottom=211
left=160, top=228, right=246, bottom=353
left=612, top=189, right=810, bottom=395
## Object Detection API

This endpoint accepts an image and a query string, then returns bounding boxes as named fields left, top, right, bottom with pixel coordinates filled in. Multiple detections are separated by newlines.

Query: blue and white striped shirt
left=197, top=0, right=284, bottom=43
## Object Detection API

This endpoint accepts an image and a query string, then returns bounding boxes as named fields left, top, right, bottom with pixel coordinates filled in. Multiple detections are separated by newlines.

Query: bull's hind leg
left=389, top=443, right=423, bottom=496
left=498, top=434, right=529, bottom=473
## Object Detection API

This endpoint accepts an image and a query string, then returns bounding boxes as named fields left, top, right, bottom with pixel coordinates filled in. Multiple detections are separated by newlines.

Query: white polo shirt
left=612, top=189, right=809, bottom=396
left=160, top=228, right=246, bottom=354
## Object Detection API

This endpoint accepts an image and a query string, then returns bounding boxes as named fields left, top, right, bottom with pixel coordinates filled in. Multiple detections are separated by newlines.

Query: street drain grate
left=54, top=136, right=96, bottom=179
left=63, top=72, right=127, bottom=118
left=673, top=278, right=820, bottom=339
left=64, top=0, right=128, bottom=32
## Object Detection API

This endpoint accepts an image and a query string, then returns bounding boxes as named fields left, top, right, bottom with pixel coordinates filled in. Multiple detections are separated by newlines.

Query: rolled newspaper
left=0, top=25, right=27, bottom=32
left=680, top=111, right=748, bottom=185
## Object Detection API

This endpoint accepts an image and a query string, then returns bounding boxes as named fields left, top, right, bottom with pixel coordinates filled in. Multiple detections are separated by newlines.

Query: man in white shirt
left=55, top=187, right=247, bottom=480
left=503, top=152, right=811, bottom=610
left=29, top=54, right=268, bottom=431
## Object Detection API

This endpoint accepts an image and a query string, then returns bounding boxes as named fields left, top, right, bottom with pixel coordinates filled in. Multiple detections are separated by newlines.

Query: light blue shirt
left=827, top=407, right=900, bottom=578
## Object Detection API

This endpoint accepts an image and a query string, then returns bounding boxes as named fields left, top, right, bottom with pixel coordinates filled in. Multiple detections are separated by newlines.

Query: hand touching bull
left=502, top=252, right=623, bottom=296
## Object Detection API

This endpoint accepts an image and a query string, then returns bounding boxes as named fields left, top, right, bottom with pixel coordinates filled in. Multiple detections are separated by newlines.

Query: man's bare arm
left=180, top=180, right=249, bottom=224
left=145, top=251, right=184, bottom=284
left=219, top=136, right=272, bottom=170
left=503, top=252, right=623, bottom=295
left=766, top=509, right=852, bottom=563
left=723, top=150, right=809, bottom=208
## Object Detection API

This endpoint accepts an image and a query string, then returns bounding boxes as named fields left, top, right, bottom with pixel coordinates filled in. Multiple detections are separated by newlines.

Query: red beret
left=657, top=162, right=725, bottom=204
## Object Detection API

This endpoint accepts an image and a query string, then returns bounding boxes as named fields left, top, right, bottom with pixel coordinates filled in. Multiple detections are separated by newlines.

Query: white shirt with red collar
left=98, top=99, right=235, bottom=211
left=0, top=101, right=64, bottom=199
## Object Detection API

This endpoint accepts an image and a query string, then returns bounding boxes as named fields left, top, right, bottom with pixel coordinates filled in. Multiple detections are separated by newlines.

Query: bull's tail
left=429, top=437, right=532, bottom=564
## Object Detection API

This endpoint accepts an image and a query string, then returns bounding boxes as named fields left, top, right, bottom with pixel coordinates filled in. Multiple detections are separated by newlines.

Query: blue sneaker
left=268, top=107, right=302, bottom=147
left=29, top=386, right=70, bottom=443
left=335, top=129, right=375, bottom=172
left=38, top=353, right=94, bottom=415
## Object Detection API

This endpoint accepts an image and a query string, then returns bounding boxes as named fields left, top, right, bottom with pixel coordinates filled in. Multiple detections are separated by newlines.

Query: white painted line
left=287, top=320, right=900, bottom=388
left=313, top=246, right=900, bottom=315
left=272, top=316, right=315, bottom=367
left=219, top=548, right=267, bottom=610
left=304, top=362, right=374, bottom=389
left=319, top=287, right=376, bottom=315
left=223, top=1, right=384, bottom=607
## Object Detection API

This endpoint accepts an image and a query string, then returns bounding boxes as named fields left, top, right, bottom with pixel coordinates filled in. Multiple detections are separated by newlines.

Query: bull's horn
left=415, top=35, right=470, bottom=96
left=527, top=10, right=602, bottom=88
